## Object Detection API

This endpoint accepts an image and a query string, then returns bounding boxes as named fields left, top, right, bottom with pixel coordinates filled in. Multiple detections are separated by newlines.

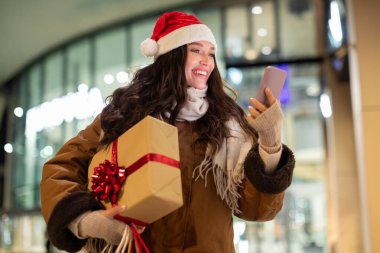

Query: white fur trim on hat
left=157, top=24, right=217, bottom=57
left=141, top=24, right=217, bottom=58
left=140, top=38, right=159, bottom=57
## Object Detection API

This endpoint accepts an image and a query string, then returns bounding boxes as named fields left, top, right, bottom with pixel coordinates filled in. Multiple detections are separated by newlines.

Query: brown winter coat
left=40, top=116, right=295, bottom=252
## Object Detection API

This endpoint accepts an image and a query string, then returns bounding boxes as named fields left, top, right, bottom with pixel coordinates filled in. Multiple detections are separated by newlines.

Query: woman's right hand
left=78, top=205, right=128, bottom=245
left=99, top=204, right=126, bottom=218
left=101, top=205, right=146, bottom=234
left=246, top=88, right=283, bottom=153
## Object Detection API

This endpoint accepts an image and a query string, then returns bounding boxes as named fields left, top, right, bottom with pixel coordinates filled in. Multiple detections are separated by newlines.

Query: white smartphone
left=256, top=66, right=287, bottom=105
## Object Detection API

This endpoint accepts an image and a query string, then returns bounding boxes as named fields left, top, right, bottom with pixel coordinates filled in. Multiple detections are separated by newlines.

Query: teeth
left=195, top=70, right=207, bottom=76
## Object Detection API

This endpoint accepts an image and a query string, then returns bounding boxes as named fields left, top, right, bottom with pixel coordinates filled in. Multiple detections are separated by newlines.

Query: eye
left=190, top=48, right=200, bottom=53
left=209, top=53, right=215, bottom=58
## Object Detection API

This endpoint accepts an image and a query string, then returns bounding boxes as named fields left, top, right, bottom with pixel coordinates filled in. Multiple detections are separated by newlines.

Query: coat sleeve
left=40, top=116, right=104, bottom=252
left=236, top=143, right=295, bottom=221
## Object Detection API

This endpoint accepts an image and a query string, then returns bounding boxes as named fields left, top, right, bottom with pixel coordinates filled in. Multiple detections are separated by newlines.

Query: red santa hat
left=140, top=11, right=217, bottom=58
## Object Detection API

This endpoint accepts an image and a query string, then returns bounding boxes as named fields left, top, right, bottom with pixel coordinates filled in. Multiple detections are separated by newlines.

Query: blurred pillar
left=346, top=0, right=380, bottom=253
left=324, top=58, right=363, bottom=253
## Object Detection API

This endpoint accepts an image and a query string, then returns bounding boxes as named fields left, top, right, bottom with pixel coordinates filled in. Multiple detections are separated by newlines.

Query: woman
left=40, top=11, right=295, bottom=252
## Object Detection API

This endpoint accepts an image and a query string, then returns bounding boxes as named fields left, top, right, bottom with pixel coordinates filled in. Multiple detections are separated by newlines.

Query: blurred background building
left=0, top=0, right=378, bottom=252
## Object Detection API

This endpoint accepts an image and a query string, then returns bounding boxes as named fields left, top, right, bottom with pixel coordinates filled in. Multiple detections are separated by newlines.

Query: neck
left=175, top=86, right=209, bottom=121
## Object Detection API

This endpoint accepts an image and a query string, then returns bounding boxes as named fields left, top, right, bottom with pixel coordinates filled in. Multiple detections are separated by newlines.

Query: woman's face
left=185, top=41, right=215, bottom=89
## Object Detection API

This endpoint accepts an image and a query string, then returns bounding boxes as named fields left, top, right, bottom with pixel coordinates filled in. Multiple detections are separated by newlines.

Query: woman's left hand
left=246, top=88, right=276, bottom=120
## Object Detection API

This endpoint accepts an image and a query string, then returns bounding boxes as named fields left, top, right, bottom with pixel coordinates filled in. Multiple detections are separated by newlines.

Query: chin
left=192, top=84, right=207, bottom=89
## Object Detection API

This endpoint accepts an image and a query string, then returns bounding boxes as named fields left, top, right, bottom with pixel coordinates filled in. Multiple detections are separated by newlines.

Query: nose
left=200, top=54, right=211, bottom=66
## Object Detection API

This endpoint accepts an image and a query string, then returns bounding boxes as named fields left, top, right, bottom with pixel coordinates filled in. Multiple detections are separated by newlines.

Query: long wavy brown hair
left=99, top=45, right=257, bottom=154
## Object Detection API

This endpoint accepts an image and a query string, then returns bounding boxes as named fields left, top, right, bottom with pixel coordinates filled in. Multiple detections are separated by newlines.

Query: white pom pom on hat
left=140, top=38, right=158, bottom=57
left=140, top=11, right=217, bottom=59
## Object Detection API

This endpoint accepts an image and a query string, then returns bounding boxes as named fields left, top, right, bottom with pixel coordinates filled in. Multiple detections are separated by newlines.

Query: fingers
left=247, top=106, right=260, bottom=119
left=265, top=88, right=276, bottom=106
left=247, top=97, right=266, bottom=119
left=100, top=205, right=126, bottom=218
left=132, top=224, right=146, bottom=234
left=250, top=98, right=267, bottom=112
left=247, top=88, right=279, bottom=120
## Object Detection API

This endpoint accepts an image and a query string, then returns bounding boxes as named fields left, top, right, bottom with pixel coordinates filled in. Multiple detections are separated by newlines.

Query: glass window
left=10, top=75, right=33, bottom=210
left=26, top=65, right=43, bottom=208
left=225, top=6, right=249, bottom=59
left=130, top=18, right=156, bottom=67
left=225, top=3, right=278, bottom=61
left=67, top=39, right=91, bottom=92
left=38, top=53, right=66, bottom=205
left=44, top=52, right=64, bottom=101
left=225, top=1, right=320, bottom=61
left=95, top=26, right=128, bottom=98
left=279, top=0, right=319, bottom=57
left=249, top=1, right=277, bottom=59
left=66, top=39, right=93, bottom=138
left=29, top=64, right=42, bottom=108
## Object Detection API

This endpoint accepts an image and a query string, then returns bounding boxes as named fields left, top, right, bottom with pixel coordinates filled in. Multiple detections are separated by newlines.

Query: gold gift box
left=88, top=116, right=183, bottom=224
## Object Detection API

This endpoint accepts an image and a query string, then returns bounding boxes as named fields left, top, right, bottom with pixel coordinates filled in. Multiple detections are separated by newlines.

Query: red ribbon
left=130, top=226, right=150, bottom=253
left=91, top=140, right=126, bottom=205
left=127, top=153, right=180, bottom=175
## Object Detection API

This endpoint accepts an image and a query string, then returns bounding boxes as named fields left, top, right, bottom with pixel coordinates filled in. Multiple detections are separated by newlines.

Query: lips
left=194, top=70, right=207, bottom=75
left=192, top=69, right=209, bottom=79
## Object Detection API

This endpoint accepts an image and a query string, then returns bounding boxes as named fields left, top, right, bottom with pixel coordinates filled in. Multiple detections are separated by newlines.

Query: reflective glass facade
left=1, top=1, right=326, bottom=252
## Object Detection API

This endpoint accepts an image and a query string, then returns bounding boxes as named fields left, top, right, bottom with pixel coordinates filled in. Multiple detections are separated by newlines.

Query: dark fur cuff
left=47, top=191, right=103, bottom=252
left=244, top=144, right=295, bottom=194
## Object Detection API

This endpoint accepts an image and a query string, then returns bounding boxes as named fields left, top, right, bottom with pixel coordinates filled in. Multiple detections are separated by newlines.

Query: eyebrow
left=188, top=42, right=215, bottom=51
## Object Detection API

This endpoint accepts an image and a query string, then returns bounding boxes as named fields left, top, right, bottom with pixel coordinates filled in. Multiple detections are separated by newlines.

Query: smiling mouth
left=193, top=70, right=208, bottom=76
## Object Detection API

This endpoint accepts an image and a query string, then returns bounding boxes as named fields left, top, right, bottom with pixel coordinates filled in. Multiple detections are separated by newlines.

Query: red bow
left=91, top=140, right=126, bottom=205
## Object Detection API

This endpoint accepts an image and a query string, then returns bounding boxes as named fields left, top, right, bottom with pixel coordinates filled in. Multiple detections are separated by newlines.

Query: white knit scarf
left=178, top=86, right=254, bottom=214
left=168, top=86, right=209, bottom=121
